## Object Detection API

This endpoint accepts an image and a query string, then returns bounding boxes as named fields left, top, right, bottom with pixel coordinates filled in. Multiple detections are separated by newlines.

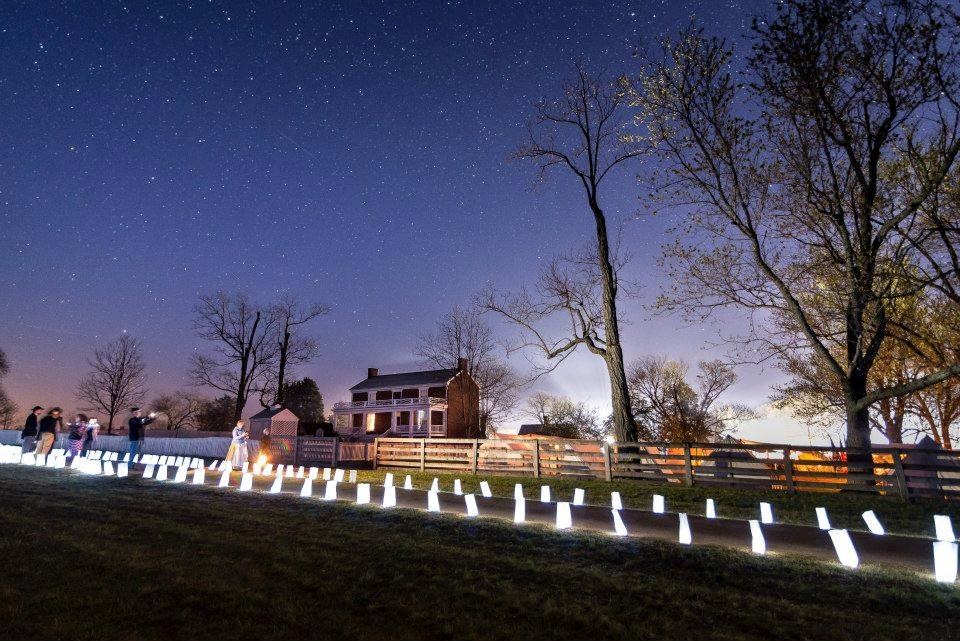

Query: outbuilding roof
left=249, top=407, right=299, bottom=421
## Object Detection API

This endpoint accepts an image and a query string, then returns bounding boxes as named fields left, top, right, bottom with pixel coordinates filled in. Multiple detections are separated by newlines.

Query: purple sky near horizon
left=0, top=0, right=822, bottom=442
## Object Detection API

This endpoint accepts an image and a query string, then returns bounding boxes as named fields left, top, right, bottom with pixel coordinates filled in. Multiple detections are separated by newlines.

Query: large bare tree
left=189, top=292, right=280, bottom=425
left=150, top=390, right=207, bottom=431
left=485, top=63, right=641, bottom=443
left=0, top=349, right=16, bottom=429
left=260, top=295, right=328, bottom=408
left=628, top=355, right=752, bottom=442
left=76, top=334, right=147, bottom=434
left=416, top=305, right=523, bottom=435
left=629, top=0, right=960, bottom=463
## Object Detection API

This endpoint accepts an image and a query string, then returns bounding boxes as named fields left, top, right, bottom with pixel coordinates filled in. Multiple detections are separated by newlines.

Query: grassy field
left=1, top=466, right=957, bottom=641
left=353, top=467, right=960, bottom=538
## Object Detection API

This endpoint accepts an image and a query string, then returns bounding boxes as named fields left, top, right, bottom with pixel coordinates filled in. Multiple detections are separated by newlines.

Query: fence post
left=603, top=443, right=612, bottom=482
left=471, top=440, right=479, bottom=475
left=371, top=439, right=378, bottom=470
left=891, top=448, right=909, bottom=501
left=294, top=437, right=301, bottom=467
left=783, top=447, right=795, bottom=493
left=683, top=444, right=693, bottom=486
left=533, top=440, right=541, bottom=478
left=419, top=439, right=426, bottom=471
left=332, top=439, right=340, bottom=467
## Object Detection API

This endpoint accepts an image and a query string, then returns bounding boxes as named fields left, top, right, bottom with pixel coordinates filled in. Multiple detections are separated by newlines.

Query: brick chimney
left=457, top=358, right=468, bottom=372
left=367, top=367, right=379, bottom=378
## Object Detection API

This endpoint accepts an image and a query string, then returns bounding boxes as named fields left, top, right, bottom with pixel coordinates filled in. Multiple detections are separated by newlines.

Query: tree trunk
left=605, top=347, right=637, bottom=442
left=845, top=376, right=874, bottom=480
left=275, top=330, right=290, bottom=406
left=591, top=197, right=639, bottom=443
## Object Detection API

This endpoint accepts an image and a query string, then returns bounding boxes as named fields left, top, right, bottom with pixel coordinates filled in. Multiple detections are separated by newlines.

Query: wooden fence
left=373, top=438, right=960, bottom=501
left=265, top=437, right=375, bottom=466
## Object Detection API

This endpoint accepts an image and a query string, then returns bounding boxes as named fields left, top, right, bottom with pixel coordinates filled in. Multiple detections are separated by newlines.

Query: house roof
left=517, top=424, right=546, bottom=435
left=249, top=407, right=299, bottom=421
left=349, top=367, right=460, bottom=391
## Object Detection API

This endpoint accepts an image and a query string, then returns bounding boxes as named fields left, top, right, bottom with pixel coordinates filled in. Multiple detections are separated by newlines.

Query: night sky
left=0, top=1, right=805, bottom=438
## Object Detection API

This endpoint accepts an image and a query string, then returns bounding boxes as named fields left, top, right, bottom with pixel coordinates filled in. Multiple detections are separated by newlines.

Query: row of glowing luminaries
left=2, top=445, right=957, bottom=584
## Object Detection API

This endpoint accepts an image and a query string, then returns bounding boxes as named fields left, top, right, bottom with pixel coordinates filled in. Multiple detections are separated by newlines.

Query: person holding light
left=127, top=407, right=155, bottom=464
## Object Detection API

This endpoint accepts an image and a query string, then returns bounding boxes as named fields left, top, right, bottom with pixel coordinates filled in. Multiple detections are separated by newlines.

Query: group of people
left=19, top=405, right=271, bottom=465
left=19, top=405, right=156, bottom=460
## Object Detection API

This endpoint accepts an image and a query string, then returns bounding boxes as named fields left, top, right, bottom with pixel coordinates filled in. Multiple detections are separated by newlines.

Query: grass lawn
left=1, top=466, right=957, bottom=641
left=354, top=468, right=960, bottom=538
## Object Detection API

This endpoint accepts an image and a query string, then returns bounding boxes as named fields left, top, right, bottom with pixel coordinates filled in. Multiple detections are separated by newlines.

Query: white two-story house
left=332, top=359, right=480, bottom=439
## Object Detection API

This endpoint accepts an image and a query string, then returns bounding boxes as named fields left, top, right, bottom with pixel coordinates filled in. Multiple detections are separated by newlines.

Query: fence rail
left=373, top=438, right=960, bottom=501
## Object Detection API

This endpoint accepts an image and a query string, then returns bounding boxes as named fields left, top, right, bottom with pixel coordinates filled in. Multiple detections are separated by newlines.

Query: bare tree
left=628, top=355, right=752, bottom=442
left=0, top=348, right=14, bottom=428
left=628, top=1, right=960, bottom=463
left=150, top=391, right=207, bottom=431
left=416, top=305, right=523, bottom=435
left=481, top=249, right=640, bottom=442
left=0, top=391, right=17, bottom=429
left=524, top=392, right=603, bottom=440
left=258, top=296, right=328, bottom=407
left=76, top=334, right=147, bottom=434
left=494, top=63, right=641, bottom=443
left=189, top=292, right=280, bottom=425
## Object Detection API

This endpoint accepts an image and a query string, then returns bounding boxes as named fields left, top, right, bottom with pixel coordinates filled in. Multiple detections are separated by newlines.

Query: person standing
left=67, top=414, right=89, bottom=457
left=21, top=406, right=43, bottom=454
left=127, top=407, right=154, bottom=463
left=35, top=407, right=62, bottom=457
left=230, top=420, right=249, bottom=468
left=257, top=425, right=272, bottom=465
left=81, top=417, right=100, bottom=456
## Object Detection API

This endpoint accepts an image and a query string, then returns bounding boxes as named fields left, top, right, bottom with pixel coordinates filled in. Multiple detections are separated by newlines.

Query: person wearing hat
left=35, top=407, right=62, bottom=457
left=21, top=406, right=43, bottom=454
left=127, top=407, right=155, bottom=463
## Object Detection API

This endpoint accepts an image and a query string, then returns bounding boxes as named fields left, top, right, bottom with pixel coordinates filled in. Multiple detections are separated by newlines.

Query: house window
left=398, top=411, right=410, bottom=426
left=430, top=410, right=444, bottom=426
left=401, top=388, right=420, bottom=398
left=393, top=391, right=402, bottom=399
left=352, top=392, right=368, bottom=402
left=375, top=390, right=392, bottom=400
left=351, top=414, right=363, bottom=428
left=427, top=386, right=446, bottom=399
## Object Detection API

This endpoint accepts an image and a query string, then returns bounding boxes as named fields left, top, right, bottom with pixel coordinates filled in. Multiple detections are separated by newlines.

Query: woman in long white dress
left=230, top=420, right=249, bottom=468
